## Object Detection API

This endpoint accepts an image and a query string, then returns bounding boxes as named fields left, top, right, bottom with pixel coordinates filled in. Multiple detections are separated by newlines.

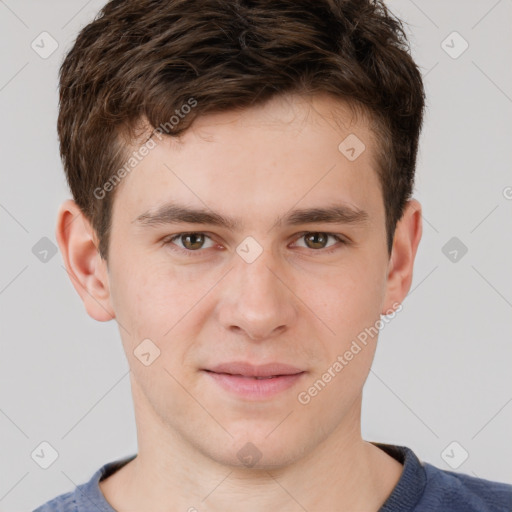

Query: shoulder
left=417, top=462, right=512, bottom=512
left=32, top=490, right=78, bottom=512
left=374, top=443, right=512, bottom=512
left=32, top=454, right=136, bottom=512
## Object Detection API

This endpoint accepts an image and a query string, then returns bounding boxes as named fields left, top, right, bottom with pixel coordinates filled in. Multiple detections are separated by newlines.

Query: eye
left=162, top=231, right=348, bottom=257
left=292, top=232, right=347, bottom=253
left=163, top=232, right=216, bottom=255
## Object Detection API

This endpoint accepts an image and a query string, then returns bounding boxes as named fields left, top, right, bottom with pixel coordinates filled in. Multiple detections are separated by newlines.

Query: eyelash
left=162, top=231, right=349, bottom=257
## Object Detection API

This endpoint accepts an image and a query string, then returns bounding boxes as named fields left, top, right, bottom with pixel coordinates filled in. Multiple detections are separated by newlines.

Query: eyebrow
left=133, top=202, right=369, bottom=231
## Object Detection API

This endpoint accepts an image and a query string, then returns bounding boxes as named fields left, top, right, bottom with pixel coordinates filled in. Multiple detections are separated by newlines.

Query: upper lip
left=205, top=362, right=304, bottom=378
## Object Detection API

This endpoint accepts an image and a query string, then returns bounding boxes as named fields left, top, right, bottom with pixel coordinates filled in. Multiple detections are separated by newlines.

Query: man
left=35, top=0, right=512, bottom=510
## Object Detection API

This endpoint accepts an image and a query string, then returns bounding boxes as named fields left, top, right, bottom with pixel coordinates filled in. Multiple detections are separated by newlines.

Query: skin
left=56, top=92, right=422, bottom=511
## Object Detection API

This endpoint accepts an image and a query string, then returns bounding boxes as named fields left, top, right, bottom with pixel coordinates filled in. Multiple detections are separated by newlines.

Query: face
left=88, top=93, right=408, bottom=468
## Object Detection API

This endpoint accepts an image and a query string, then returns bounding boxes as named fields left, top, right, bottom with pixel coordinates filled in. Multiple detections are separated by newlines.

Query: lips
left=205, top=361, right=304, bottom=378
left=203, top=361, right=306, bottom=400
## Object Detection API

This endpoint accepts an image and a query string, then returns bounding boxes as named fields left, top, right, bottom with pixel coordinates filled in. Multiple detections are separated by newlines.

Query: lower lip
left=204, top=371, right=305, bottom=400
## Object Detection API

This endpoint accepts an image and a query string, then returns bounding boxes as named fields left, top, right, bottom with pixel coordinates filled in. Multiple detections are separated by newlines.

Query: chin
left=202, top=430, right=307, bottom=471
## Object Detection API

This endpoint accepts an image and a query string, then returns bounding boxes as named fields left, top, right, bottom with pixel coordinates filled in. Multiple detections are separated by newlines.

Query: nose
left=217, top=250, right=298, bottom=342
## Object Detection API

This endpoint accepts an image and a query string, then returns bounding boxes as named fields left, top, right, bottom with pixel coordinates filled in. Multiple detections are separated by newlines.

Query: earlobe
left=55, top=199, right=115, bottom=322
left=381, top=199, right=423, bottom=315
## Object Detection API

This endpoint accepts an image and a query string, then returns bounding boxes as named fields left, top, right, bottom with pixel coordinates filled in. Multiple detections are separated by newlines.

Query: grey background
left=1, top=0, right=511, bottom=510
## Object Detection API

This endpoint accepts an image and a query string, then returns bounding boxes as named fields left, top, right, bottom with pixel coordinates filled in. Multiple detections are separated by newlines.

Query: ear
left=55, top=199, right=115, bottom=321
left=381, top=199, right=423, bottom=314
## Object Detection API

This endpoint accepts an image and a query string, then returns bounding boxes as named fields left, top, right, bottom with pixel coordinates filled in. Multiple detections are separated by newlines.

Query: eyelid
left=163, top=231, right=349, bottom=256
left=163, top=232, right=217, bottom=255
left=290, top=231, right=348, bottom=251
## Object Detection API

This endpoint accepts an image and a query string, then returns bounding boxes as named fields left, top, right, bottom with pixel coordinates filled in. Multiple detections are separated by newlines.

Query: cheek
left=296, top=272, right=383, bottom=413
left=109, top=258, right=216, bottom=350
left=108, top=257, right=171, bottom=352
left=307, top=260, right=386, bottom=345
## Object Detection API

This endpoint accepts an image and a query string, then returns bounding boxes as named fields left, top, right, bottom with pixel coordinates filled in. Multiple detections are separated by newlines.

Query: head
left=56, top=0, right=424, bottom=469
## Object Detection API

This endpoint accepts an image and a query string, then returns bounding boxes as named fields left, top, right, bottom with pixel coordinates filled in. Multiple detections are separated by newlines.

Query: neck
left=100, top=391, right=403, bottom=511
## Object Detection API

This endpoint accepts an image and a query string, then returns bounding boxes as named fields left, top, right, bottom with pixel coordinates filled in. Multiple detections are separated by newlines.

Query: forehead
left=113, top=93, right=384, bottom=224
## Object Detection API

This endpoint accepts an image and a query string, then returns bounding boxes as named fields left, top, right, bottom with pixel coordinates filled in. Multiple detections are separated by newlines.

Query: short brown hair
left=58, top=0, right=425, bottom=260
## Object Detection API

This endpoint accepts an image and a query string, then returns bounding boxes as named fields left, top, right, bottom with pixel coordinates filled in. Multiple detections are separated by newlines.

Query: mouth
left=202, top=362, right=306, bottom=400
